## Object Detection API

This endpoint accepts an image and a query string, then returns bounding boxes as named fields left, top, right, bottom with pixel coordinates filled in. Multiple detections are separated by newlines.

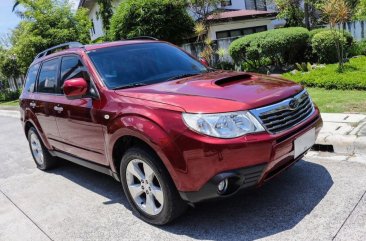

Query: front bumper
left=175, top=109, right=323, bottom=203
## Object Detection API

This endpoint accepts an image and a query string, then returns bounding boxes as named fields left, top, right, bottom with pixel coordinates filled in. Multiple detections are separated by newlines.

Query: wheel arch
left=107, top=115, right=186, bottom=190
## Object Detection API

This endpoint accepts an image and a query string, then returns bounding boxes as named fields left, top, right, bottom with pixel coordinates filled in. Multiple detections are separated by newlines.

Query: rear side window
left=38, top=59, right=59, bottom=94
left=24, top=64, right=40, bottom=93
left=60, top=56, right=84, bottom=87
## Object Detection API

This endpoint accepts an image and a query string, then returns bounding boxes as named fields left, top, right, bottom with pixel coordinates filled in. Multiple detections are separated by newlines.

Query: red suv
left=20, top=40, right=322, bottom=225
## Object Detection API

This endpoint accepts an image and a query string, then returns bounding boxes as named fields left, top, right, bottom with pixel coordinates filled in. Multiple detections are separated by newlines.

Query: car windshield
left=87, top=42, right=208, bottom=89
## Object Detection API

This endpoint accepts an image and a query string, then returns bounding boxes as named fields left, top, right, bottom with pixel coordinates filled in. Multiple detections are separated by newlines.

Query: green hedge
left=283, top=56, right=366, bottom=90
left=312, top=30, right=353, bottom=64
left=229, top=27, right=310, bottom=69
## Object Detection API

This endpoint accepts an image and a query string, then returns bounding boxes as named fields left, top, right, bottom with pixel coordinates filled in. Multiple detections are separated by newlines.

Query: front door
left=54, top=55, right=108, bottom=165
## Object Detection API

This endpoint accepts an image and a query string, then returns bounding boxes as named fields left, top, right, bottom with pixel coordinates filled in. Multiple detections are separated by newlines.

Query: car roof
left=31, top=40, right=163, bottom=65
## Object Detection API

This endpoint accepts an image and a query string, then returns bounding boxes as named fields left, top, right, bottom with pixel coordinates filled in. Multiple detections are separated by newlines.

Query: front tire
left=120, top=147, right=187, bottom=225
left=27, top=127, right=56, bottom=170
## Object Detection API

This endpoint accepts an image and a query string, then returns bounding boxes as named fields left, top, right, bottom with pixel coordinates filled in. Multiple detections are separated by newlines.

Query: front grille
left=250, top=90, right=315, bottom=134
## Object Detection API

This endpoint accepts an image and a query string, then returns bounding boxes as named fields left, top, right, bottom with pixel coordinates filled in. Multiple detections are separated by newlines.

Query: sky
left=0, top=0, right=80, bottom=35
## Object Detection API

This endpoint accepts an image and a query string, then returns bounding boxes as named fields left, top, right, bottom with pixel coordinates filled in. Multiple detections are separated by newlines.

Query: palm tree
left=12, top=1, right=20, bottom=12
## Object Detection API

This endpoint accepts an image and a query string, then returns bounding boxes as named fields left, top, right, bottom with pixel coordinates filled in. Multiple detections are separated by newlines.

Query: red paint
left=20, top=40, right=322, bottom=193
left=63, top=78, right=88, bottom=98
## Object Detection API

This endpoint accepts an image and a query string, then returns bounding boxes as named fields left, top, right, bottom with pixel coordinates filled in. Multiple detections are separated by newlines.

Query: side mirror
left=199, top=57, right=209, bottom=67
left=63, top=78, right=88, bottom=99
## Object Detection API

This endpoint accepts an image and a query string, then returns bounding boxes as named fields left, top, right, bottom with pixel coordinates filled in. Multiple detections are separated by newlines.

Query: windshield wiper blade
left=113, top=82, right=147, bottom=90
left=167, top=73, right=200, bottom=81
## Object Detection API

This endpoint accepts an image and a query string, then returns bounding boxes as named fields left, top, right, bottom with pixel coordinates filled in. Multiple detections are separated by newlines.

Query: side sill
left=50, top=150, right=120, bottom=182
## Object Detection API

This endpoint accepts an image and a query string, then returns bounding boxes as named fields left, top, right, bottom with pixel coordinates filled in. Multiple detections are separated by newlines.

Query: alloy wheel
left=125, top=159, right=164, bottom=216
left=30, top=132, right=44, bottom=165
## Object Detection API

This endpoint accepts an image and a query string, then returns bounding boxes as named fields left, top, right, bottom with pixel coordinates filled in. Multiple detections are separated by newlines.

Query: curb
left=315, top=113, right=366, bottom=156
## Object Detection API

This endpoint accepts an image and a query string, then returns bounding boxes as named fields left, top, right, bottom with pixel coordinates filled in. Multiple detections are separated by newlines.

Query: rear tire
left=27, top=127, right=56, bottom=170
left=120, top=147, right=187, bottom=225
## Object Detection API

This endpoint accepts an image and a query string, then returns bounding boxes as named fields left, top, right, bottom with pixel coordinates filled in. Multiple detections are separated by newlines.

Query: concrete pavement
left=0, top=114, right=366, bottom=240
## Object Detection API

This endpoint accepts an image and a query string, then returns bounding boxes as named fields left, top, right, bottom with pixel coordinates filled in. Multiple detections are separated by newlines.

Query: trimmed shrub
left=312, top=30, right=353, bottom=64
left=108, top=0, right=194, bottom=44
left=309, top=28, right=328, bottom=39
left=229, top=27, right=310, bottom=69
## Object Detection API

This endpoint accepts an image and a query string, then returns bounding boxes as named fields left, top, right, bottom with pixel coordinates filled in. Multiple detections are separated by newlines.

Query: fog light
left=217, top=178, right=229, bottom=194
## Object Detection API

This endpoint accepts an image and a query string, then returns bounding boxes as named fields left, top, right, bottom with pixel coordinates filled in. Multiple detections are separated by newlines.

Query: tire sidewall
left=27, top=127, right=48, bottom=170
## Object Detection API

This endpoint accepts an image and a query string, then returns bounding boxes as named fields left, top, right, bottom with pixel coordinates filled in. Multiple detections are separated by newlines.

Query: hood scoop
left=215, top=74, right=252, bottom=87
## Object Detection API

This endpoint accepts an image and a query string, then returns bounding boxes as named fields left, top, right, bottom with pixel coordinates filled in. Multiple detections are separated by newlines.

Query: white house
left=78, top=0, right=283, bottom=41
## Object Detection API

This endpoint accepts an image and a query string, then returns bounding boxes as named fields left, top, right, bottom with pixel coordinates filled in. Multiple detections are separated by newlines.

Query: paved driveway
left=0, top=115, right=365, bottom=241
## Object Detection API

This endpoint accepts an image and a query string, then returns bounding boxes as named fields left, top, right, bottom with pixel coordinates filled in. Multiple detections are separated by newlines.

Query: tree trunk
left=304, top=1, right=310, bottom=30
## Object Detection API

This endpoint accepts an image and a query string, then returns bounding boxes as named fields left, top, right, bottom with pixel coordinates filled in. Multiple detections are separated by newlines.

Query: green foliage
left=108, top=0, right=194, bottom=43
left=295, top=62, right=314, bottom=72
left=229, top=27, right=310, bottom=69
left=275, top=0, right=305, bottom=27
left=283, top=56, right=366, bottom=90
left=309, top=28, right=327, bottom=39
left=311, top=30, right=353, bottom=63
left=349, top=39, right=366, bottom=56
left=9, top=0, right=91, bottom=74
left=0, top=89, right=21, bottom=102
left=213, top=61, right=235, bottom=70
left=0, top=49, right=22, bottom=79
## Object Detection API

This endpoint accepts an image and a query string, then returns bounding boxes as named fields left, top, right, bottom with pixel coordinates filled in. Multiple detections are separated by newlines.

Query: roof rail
left=35, top=42, right=84, bottom=60
left=127, top=36, right=159, bottom=41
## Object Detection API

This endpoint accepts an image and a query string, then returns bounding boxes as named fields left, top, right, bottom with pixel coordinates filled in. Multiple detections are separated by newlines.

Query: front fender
left=106, top=114, right=187, bottom=190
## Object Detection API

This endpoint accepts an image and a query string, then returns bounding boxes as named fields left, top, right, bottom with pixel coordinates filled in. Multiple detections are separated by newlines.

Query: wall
left=207, top=17, right=275, bottom=39
left=89, top=2, right=104, bottom=41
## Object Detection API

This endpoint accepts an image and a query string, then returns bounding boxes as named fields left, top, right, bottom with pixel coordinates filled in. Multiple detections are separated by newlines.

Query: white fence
left=337, top=20, right=366, bottom=41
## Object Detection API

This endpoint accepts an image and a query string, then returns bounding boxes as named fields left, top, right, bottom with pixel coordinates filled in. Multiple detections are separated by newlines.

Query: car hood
left=114, top=71, right=303, bottom=113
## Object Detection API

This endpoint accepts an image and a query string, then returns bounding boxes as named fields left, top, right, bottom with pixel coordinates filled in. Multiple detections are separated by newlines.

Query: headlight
left=182, top=111, right=264, bottom=138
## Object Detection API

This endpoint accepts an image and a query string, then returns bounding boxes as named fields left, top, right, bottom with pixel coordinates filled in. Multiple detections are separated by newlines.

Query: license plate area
left=294, top=128, right=316, bottom=158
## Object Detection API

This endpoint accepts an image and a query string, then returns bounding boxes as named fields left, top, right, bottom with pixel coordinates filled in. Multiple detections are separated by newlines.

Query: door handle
left=54, top=106, right=63, bottom=112
left=30, top=102, right=36, bottom=108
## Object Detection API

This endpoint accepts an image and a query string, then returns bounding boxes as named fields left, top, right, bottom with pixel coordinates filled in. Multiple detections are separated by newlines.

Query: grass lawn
left=0, top=100, right=19, bottom=107
left=307, top=88, right=366, bottom=113
left=283, top=56, right=366, bottom=90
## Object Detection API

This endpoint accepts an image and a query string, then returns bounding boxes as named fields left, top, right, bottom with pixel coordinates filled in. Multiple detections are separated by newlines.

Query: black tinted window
left=38, top=59, right=59, bottom=94
left=87, top=43, right=207, bottom=89
left=60, top=56, right=84, bottom=86
left=24, top=64, right=40, bottom=93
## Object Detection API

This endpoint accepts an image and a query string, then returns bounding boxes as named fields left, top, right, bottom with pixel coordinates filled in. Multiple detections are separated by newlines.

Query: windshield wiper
left=113, top=82, right=148, bottom=90
left=166, top=73, right=200, bottom=81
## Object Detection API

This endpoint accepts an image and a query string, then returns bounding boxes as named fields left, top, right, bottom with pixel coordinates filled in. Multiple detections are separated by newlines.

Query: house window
left=216, top=26, right=267, bottom=39
left=245, top=0, right=267, bottom=11
left=91, top=19, right=96, bottom=35
left=221, top=0, right=232, bottom=7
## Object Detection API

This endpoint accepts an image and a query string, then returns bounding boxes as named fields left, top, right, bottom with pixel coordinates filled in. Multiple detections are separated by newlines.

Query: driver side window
left=60, top=56, right=85, bottom=93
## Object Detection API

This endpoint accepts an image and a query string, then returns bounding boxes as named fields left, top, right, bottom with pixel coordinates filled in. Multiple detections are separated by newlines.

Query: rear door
left=54, top=55, right=108, bottom=165
left=34, top=58, right=65, bottom=150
